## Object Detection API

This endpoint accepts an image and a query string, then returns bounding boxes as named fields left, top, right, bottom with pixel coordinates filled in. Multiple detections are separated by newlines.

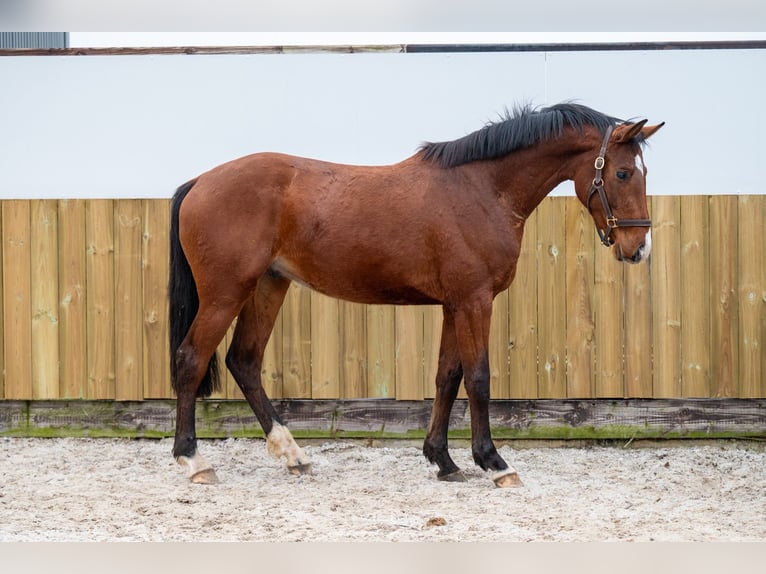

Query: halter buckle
left=594, top=156, right=605, bottom=170
left=606, top=216, right=618, bottom=228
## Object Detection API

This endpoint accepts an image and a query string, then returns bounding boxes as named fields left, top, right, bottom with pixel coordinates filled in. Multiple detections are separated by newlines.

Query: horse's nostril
left=632, top=245, right=645, bottom=262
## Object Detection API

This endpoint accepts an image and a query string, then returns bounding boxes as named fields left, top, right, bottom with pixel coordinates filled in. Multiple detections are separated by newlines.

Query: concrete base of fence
left=0, top=398, right=764, bottom=440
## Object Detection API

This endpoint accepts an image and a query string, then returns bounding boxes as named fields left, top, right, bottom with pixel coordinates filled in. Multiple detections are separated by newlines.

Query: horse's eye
left=616, top=170, right=629, bottom=181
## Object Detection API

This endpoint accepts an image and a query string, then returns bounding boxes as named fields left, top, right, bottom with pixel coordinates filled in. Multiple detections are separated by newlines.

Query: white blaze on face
left=639, top=229, right=652, bottom=259
left=635, top=153, right=646, bottom=174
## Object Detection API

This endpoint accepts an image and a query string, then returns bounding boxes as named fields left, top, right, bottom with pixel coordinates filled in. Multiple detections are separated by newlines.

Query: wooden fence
left=1, top=196, right=764, bottom=402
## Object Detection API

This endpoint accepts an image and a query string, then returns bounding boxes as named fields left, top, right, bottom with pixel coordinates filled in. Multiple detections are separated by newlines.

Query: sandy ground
left=0, top=437, right=764, bottom=542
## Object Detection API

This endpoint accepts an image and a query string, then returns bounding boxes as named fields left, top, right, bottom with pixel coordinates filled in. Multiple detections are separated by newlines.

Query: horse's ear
left=640, top=121, right=665, bottom=141
left=613, top=119, right=665, bottom=143
left=613, top=119, right=648, bottom=143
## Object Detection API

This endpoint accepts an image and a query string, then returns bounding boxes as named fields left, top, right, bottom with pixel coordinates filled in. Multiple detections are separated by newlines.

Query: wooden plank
left=85, top=199, right=115, bottom=399
left=215, top=319, right=237, bottom=400
left=565, top=199, right=595, bottom=398
left=651, top=196, right=682, bottom=398
left=536, top=198, right=567, bottom=398
left=30, top=200, right=60, bottom=399
left=709, top=196, right=739, bottom=398
left=489, top=289, right=510, bottom=399
left=262, top=306, right=284, bottom=399
left=2, top=201, right=32, bottom=399
left=680, top=195, right=711, bottom=397
left=623, top=237, right=652, bottom=397
left=366, top=304, right=396, bottom=398
left=141, top=199, right=171, bottom=399
left=508, top=210, right=538, bottom=398
left=395, top=305, right=424, bottom=400
left=114, top=199, right=143, bottom=400
left=58, top=200, right=87, bottom=400
left=422, top=305, right=443, bottom=399
left=593, top=228, right=624, bottom=397
left=3, top=398, right=764, bottom=440
left=339, top=300, right=366, bottom=398
left=310, top=291, right=340, bottom=398
left=283, top=284, right=312, bottom=398
left=737, top=195, right=762, bottom=398
left=0, top=206, right=4, bottom=398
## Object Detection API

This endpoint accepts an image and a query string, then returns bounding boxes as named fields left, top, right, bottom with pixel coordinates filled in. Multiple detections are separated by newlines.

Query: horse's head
left=575, top=120, right=664, bottom=263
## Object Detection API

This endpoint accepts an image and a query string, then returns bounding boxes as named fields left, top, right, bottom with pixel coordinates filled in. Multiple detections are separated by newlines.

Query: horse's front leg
left=455, top=295, right=523, bottom=488
left=423, top=307, right=465, bottom=481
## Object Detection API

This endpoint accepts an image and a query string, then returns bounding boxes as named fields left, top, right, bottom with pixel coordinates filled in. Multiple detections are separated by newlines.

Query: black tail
left=169, top=178, right=220, bottom=398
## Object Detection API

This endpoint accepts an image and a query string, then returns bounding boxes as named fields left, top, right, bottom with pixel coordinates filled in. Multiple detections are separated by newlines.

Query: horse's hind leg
left=226, top=272, right=311, bottom=476
left=173, top=298, right=244, bottom=484
left=423, top=308, right=465, bottom=481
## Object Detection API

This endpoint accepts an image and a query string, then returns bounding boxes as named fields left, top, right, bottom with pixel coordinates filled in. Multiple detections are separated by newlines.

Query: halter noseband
left=586, top=125, right=652, bottom=247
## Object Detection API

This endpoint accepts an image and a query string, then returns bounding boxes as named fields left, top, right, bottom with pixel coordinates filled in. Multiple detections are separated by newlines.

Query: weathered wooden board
left=1, top=399, right=762, bottom=439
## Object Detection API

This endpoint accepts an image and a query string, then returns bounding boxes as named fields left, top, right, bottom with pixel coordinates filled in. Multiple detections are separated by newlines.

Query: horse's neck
left=491, top=137, right=590, bottom=221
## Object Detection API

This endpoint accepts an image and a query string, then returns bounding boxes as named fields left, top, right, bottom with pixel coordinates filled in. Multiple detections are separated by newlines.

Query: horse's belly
left=269, top=256, right=440, bottom=305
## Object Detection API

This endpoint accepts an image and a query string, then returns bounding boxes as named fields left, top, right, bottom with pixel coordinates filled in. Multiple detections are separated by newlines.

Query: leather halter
left=586, top=125, right=652, bottom=247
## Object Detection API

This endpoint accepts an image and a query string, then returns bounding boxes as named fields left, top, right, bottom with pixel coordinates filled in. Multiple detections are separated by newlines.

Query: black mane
left=420, top=103, right=624, bottom=168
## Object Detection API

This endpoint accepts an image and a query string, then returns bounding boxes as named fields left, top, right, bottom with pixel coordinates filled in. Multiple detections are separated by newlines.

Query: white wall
left=1, top=47, right=764, bottom=199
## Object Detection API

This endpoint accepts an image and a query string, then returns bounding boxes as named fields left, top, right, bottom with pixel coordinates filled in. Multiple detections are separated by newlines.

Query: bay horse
left=169, top=102, right=663, bottom=487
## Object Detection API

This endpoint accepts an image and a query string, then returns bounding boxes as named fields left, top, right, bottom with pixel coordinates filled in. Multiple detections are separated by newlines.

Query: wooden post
left=31, top=200, right=60, bottom=399
left=509, top=210, right=538, bottom=398
left=565, top=199, right=595, bottom=398
left=58, top=200, right=87, bottom=400
left=283, top=284, right=312, bottom=398
left=395, top=306, right=424, bottom=400
left=709, top=196, right=739, bottom=398
left=680, top=195, right=710, bottom=397
left=651, top=196, right=682, bottom=398
left=85, top=199, right=115, bottom=399
left=114, top=199, right=143, bottom=400
left=536, top=197, right=567, bottom=398
left=141, top=199, right=171, bottom=399
left=2, top=201, right=32, bottom=399
left=311, top=291, right=340, bottom=398
left=366, top=304, right=395, bottom=398
left=737, top=195, right=763, bottom=398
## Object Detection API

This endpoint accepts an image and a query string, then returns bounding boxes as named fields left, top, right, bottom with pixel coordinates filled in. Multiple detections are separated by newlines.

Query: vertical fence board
left=283, top=284, right=312, bottom=398
left=85, top=200, right=115, bottom=399
left=339, top=300, right=366, bottom=398
left=114, top=200, right=143, bottom=400
left=565, top=200, right=595, bottom=398
left=58, top=200, right=87, bottom=399
left=142, top=199, right=171, bottom=399
left=2, top=201, right=32, bottom=399
left=651, top=196, right=682, bottom=398
left=395, top=306, right=424, bottom=400
left=680, top=195, right=711, bottom=397
left=31, top=200, right=60, bottom=399
left=0, top=209, right=4, bottom=398
left=594, top=236, right=624, bottom=397
left=624, top=260, right=652, bottom=397
left=366, top=305, right=395, bottom=398
left=311, top=292, right=339, bottom=398
left=489, top=289, right=510, bottom=399
left=261, top=308, right=284, bottom=399
left=536, top=198, right=567, bottom=398
left=509, top=210, right=538, bottom=398
left=422, top=305, right=443, bottom=399
left=709, top=196, right=739, bottom=397
left=737, top=196, right=762, bottom=398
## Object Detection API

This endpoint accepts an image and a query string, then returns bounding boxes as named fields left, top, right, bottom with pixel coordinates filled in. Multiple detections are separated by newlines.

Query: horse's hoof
left=190, top=468, right=219, bottom=485
left=491, top=469, right=523, bottom=488
left=437, top=470, right=467, bottom=482
left=288, top=462, right=312, bottom=476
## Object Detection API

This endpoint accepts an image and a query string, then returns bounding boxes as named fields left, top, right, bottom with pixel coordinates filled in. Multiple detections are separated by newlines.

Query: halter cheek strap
left=586, top=125, right=652, bottom=247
